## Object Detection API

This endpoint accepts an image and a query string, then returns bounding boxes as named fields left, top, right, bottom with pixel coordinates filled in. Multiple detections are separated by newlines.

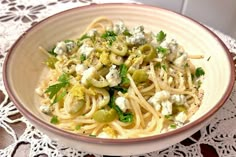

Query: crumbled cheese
left=173, top=53, right=188, bottom=67
left=113, top=21, right=126, bottom=34
left=35, top=87, right=44, bottom=96
left=87, top=29, right=97, bottom=37
left=78, top=43, right=94, bottom=57
left=171, top=94, right=186, bottom=104
left=175, top=111, right=187, bottom=125
left=39, top=105, right=51, bottom=115
left=65, top=41, right=77, bottom=53
left=54, top=41, right=67, bottom=55
left=75, top=64, right=87, bottom=74
left=81, top=67, right=96, bottom=85
left=97, top=132, right=112, bottom=138
left=161, top=100, right=172, bottom=115
left=126, top=26, right=146, bottom=45
left=115, top=97, right=128, bottom=112
left=148, top=90, right=170, bottom=111
left=105, top=65, right=121, bottom=87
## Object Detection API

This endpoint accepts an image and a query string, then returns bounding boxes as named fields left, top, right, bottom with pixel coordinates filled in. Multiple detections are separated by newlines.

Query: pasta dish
left=36, top=17, right=205, bottom=138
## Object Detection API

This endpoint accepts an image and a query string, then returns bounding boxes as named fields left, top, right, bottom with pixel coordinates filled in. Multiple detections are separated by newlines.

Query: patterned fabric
left=0, top=0, right=236, bottom=156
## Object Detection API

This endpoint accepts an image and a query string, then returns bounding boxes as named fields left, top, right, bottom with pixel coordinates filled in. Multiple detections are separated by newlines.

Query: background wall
left=135, top=0, right=236, bottom=39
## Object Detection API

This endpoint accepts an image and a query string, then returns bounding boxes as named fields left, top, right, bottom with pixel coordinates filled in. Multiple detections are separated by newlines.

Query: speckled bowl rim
left=3, top=3, right=235, bottom=144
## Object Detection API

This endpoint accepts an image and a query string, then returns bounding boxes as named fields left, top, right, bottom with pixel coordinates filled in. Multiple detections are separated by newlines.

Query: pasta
left=35, top=17, right=205, bottom=139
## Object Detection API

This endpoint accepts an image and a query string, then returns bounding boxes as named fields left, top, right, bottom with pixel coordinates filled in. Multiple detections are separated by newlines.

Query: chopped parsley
left=101, top=31, right=117, bottom=45
left=207, top=56, right=211, bottom=61
left=89, top=134, right=97, bottom=137
left=48, top=47, right=57, bottom=56
left=170, top=124, right=177, bottom=129
left=157, top=46, right=168, bottom=55
left=45, top=73, right=70, bottom=105
left=119, top=64, right=130, bottom=85
left=80, top=54, right=86, bottom=62
left=195, top=67, right=205, bottom=78
left=108, top=90, right=133, bottom=123
left=156, top=30, right=166, bottom=43
left=123, top=29, right=132, bottom=37
left=50, top=116, right=59, bottom=124
left=75, top=125, right=81, bottom=130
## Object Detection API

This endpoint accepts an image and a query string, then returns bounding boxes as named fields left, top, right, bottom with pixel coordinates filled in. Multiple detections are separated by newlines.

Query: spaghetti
left=35, top=17, right=205, bottom=139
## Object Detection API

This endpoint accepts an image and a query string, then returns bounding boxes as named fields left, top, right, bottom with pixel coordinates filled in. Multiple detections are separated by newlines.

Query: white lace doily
left=0, top=1, right=236, bottom=157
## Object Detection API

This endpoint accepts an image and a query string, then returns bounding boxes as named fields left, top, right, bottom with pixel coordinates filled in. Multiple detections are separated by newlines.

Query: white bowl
left=3, top=3, right=235, bottom=156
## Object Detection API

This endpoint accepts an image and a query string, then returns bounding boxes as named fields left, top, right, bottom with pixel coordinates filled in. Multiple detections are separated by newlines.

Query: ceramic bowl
left=3, top=3, right=235, bottom=156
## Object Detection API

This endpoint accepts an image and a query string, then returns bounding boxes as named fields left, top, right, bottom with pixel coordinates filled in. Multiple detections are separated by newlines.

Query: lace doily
left=0, top=1, right=236, bottom=157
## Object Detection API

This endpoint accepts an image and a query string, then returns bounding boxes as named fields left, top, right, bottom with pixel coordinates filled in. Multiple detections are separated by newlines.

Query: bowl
left=3, top=3, right=235, bottom=156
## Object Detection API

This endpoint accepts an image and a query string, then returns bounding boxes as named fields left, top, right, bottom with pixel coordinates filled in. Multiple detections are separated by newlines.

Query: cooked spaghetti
left=35, top=17, right=205, bottom=138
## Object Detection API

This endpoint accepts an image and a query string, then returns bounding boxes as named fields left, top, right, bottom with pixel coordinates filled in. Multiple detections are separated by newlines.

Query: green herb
left=170, top=124, right=177, bottom=129
left=101, top=31, right=117, bottom=45
left=79, top=34, right=90, bottom=41
left=123, top=29, right=132, bottom=37
left=157, top=46, right=167, bottom=55
left=196, top=80, right=202, bottom=89
left=50, top=116, right=59, bottom=124
left=45, top=73, right=70, bottom=104
left=111, top=86, right=128, bottom=93
left=89, top=134, right=96, bottom=137
left=195, top=67, right=205, bottom=78
left=80, top=54, right=86, bottom=62
left=48, top=47, right=57, bottom=56
left=161, top=64, right=167, bottom=71
left=155, top=63, right=161, bottom=69
left=119, top=64, right=130, bottom=85
left=164, top=115, right=173, bottom=120
left=108, top=91, right=133, bottom=123
left=156, top=30, right=166, bottom=43
left=207, top=56, right=211, bottom=61
left=75, top=125, right=81, bottom=130
left=45, top=56, right=58, bottom=69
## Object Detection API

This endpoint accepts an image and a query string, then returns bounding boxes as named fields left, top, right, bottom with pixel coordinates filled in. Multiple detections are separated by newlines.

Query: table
left=0, top=1, right=236, bottom=157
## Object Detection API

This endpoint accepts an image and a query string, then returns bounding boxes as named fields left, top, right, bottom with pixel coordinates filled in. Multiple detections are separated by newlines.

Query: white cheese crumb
left=35, top=87, right=44, bottom=96
left=78, top=43, right=94, bottom=57
left=171, top=94, right=186, bottom=104
left=148, top=90, right=170, bottom=111
left=54, top=41, right=67, bottom=55
left=113, top=21, right=126, bottom=34
left=175, top=111, right=187, bottom=125
left=115, top=97, right=128, bottom=112
left=87, top=29, right=97, bottom=37
left=173, top=53, right=188, bottom=67
left=81, top=67, right=96, bottom=85
left=97, top=132, right=112, bottom=138
left=105, top=65, right=121, bottom=87
left=161, top=100, right=172, bottom=115
left=39, top=105, right=51, bottom=115
left=126, top=25, right=146, bottom=45
left=75, top=64, right=87, bottom=74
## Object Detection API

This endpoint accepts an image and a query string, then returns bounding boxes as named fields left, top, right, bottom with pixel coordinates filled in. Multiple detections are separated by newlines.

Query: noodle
left=35, top=17, right=205, bottom=139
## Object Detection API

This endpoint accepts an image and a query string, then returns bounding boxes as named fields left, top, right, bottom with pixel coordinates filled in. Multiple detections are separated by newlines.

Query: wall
left=135, top=0, right=236, bottom=39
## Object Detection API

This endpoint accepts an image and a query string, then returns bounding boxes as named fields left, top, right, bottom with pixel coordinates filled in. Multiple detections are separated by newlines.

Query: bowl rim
left=3, top=3, right=235, bottom=144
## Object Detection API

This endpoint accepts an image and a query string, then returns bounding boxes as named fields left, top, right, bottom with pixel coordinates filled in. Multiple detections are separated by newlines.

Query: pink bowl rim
left=3, top=3, right=235, bottom=144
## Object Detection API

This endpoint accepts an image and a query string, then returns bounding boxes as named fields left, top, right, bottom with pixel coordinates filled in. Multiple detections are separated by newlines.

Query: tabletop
left=0, top=1, right=236, bottom=157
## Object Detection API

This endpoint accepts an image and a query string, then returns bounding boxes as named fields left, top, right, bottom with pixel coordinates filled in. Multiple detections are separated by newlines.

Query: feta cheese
left=39, top=105, right=51, bottom=115
left=171, top=94, right=186, bottom=104
left=65, top=41, right=77, bottom=53
left=81, top=67, right=96, bottom=85
left=126, top=26, right=146, bottom=45
left=97, top=132, right=112, bottom=138
left=75, top=64, right=87, bottom=74
left=175, top=112, right=187, bottom=126
left=78, top=43, right=94, bottom=57
left=115, top=97, right=128, bottom=112
left=161, top=100, right=172, bottom=115
left=54, top=41, right=67, bottom=55
left=173, top=53, right=188, bottom=67
left=87, top=29, right=97, bottom=37
left=148, top=90, right=170, bottom=111
left=105, top=65, right=121, bottom=87
left=35, top=87, right=44, bottom=96
left=113, top=21, right=126, bottom=34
